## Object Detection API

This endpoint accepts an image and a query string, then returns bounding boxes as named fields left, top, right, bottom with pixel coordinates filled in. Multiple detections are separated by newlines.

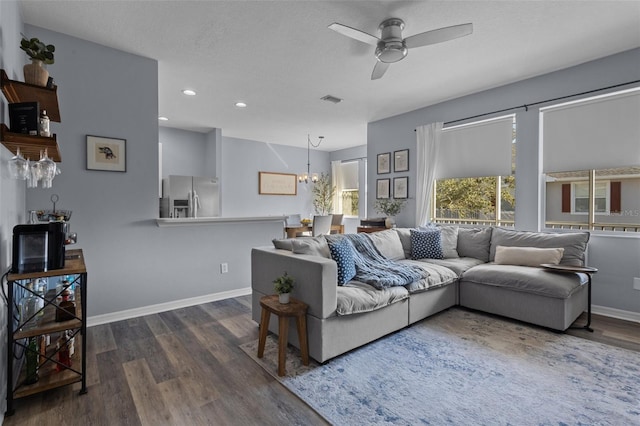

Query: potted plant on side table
left=273, top=272, right=294, bottom=304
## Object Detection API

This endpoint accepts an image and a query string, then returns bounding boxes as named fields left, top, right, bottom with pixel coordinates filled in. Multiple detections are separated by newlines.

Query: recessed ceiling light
left=182, top=89, right=196, bottom=96
left=158, top=116, right=169, bottom=121
left=235, top=102, right=247, bottom=108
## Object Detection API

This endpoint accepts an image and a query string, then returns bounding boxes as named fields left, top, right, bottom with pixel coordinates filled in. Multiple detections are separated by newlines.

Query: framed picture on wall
left=394, top=149, right=409, bottom=172
left=376, top=178, right=390, bottom=199
left=377, top=152, right=391, bottom=174
left=394, top=176, right=408, bottom=199
left=86, top=135, right=127, bottom=172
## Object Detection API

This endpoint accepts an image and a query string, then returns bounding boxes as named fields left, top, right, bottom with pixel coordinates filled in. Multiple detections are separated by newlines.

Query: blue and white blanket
left=343, top=233, right=428, bottom=289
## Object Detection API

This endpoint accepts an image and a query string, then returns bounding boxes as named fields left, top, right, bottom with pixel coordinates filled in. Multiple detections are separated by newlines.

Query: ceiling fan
left=329, top=18, right=473, bottom=80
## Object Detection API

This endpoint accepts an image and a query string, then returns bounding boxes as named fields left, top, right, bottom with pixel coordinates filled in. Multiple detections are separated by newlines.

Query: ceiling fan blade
left=404, top=23, right=473, bottom=49
left=328, top=22, right=380, bottom=46
left=371, top=61, right=390, bottom=80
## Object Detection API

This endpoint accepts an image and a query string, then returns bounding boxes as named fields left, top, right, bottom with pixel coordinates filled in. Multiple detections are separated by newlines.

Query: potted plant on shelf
left=312, top=173, right=335, bottom=215
left=273, top=272, right=294, bottom=304
left=374, top=198, right=407, bottom=228
left=20, top=36, right=55, bottom=87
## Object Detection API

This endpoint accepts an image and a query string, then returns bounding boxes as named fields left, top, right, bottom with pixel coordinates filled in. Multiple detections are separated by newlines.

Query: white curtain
left=415, top=122, right=443, bottom=226
left=331, top=160, right=342, bottom=214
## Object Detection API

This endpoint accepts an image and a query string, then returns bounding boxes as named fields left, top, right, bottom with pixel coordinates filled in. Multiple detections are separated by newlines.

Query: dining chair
left=312, top=215, right=333, bottom=236
left=330, top=214, right=344, bottom=234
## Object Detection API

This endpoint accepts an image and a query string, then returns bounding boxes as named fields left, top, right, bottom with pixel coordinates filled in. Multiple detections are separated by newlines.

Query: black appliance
left=12, top=222, right=66, bottom=273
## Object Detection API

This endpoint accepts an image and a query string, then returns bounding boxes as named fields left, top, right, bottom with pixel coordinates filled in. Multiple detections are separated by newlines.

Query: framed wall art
left=376, top=178, right=390, bottom=199
left=258, top=171, right=298, bottom=195
left=377, top=152, right=391, bottom=174
left=86, top=135, right=126, bottom=172
left=394, top=149, right=409, bottom=172
left=394, top=176, right=408, bottom=199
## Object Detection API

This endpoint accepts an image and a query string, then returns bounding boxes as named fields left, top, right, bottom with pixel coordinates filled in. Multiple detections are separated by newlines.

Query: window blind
left=541, top=88, right=640, bottom=173
left=437, top=115, right=514, bottom=179
left=340, top=161, right=359, bottom=190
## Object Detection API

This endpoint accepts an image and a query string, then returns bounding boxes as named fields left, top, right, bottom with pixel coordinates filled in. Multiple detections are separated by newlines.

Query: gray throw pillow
left=489, top=227, right=590, bottom=266
left=366, top=229, right=406, bottom=260
left=291, top=236, right=331, bottom=258
left=437, top=225, right=459, bottom=258
left=272, top=238, right=294, bottom=251
left=457, top=227, right=492, bottom=262
left=394, top=228, right=413, bottom=259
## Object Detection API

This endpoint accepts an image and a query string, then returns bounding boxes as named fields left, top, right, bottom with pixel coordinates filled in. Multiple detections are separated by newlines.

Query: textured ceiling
left=19, top=1, right=640, bottom=151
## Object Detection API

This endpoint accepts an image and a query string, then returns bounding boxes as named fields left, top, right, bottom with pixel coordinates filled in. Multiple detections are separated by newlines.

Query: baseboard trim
left=87, top=287, right=252, bottom=327
left=592, top=305, right=640, bottom=323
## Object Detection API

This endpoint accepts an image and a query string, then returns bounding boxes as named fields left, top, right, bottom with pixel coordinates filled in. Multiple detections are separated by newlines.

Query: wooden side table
left=257, top=295, right=309, bottom=376
left=541, top=263, right=598, bottom=332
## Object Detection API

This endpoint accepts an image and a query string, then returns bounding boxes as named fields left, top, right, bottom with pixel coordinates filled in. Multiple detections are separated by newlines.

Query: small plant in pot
left=273, top=272, right=294, bottom=304
left=374, top=198, right=407, bottom=228
left=20, top=36, right=55, bottom=87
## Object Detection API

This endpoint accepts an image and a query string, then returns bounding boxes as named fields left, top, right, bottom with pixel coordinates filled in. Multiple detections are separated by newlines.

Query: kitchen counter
left=155, top=216, right=285, bottom=227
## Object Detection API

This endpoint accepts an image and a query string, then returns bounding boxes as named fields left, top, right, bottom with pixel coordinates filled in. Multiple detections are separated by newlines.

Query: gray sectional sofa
left=251, top=226, right=590, bottom=363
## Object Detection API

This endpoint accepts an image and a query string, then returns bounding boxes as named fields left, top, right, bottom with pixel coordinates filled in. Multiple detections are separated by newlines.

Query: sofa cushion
left=412, top=256, right=486, bottom=276
left=367, top=229, right=405, bottom=260
left=437, top=225, right=460, bottom=258
left=272, top=238, right=294, bottom=251
left=328, top=238, right=356, bottom=285
left=410, top=229, right=444, bottom=260
left=397, top=259, right=459, bottom=293
left=291, top=236, right=331, bottom=258
left=457, top=227, right=492, bottom=262
left=489, top=227, right=589, bottom=266
left=461, top=263, right=587, bottom=299
left=494, top=246, right=564, bottom=267
left=336, top=281, right=409, bottom=315
left=395, top=228, right=413, bottom=259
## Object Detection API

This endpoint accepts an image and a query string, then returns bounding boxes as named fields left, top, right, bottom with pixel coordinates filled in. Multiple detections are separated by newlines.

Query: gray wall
left=219, top=136, right=330, bottom=217
left=159, top=127, right=208, bottom=178
left=0, top=0, right=25, bottom=414
left=18, top=25, right=286, bottom=323
left=367, top=48, right=640, bottom=315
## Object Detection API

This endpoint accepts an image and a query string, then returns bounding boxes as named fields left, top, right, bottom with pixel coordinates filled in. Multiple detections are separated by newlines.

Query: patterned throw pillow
left=410, top=228, right=444, bottom=260
left=328, top=238, right=356, bottom=285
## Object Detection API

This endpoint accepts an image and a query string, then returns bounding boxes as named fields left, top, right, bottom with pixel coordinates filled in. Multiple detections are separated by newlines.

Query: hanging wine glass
left=39, top=149, right=56, bottom=188
left=8, top=147, right=28, bottom=180
left=27, top=157, right=42, bottom=188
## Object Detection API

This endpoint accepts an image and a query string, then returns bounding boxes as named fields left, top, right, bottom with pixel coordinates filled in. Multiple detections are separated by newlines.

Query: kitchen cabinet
left=5, top=249, right=87, bottom=415
left=0, top=69, right=62, bottom=162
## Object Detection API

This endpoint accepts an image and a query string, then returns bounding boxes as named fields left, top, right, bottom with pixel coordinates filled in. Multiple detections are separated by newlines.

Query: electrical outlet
left=634, top=277, right=640, bottom=291
left=220, top=263, right=228, bottom=274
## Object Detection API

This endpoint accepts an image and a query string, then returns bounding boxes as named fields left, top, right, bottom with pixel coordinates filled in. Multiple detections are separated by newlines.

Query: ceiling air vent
left=321, top=95, right=343, bottom=104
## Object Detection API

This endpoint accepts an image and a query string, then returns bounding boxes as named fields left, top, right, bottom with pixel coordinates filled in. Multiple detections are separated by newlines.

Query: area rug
left=240, top=308, right=640, bottom=425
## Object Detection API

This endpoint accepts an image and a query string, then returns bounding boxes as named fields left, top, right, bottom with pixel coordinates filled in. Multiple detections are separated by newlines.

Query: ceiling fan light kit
left=329, top=17, right=473, bottom=80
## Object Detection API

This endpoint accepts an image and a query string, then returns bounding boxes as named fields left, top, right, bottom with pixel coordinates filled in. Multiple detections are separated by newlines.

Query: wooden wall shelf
left=0, top=124, right=61, bottom=162
left=1, top=69, right=60, bottom=122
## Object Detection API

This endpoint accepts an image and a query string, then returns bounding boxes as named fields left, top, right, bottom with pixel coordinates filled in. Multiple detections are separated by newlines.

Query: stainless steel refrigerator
left=161, top=175, right=219, bottom=218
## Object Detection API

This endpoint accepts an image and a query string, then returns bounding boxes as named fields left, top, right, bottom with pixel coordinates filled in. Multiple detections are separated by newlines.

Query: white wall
left=367, top=48, right=640, bottom=316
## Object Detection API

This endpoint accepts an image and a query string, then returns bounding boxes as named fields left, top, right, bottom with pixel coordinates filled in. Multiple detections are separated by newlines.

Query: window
left=332, top=160, right=360, bottom=216
left=432, top=115, right=516, bottom=226
left=542, top=88, right=640, bottom=232
left=546, top=167, right=639, bottom=231
left=572, top=181, right=608, bottom=214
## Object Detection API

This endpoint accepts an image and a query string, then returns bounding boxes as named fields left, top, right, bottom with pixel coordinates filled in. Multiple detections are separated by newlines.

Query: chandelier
left=298, top=134, right=324, bottom=183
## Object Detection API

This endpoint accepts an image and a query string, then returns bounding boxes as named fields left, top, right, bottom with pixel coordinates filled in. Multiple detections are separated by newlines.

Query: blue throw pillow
left=410, top=228, right=444, bottom=260
left=328, top=238, right=356, bottom=285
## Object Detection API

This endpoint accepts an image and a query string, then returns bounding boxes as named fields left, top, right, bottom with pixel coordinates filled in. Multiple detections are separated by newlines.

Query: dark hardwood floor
left=4, top=296, right=638, bottom=425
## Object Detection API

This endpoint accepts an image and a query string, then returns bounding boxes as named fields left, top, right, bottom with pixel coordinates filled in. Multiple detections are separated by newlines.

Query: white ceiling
left=19, top=1, right=640, bottom=151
